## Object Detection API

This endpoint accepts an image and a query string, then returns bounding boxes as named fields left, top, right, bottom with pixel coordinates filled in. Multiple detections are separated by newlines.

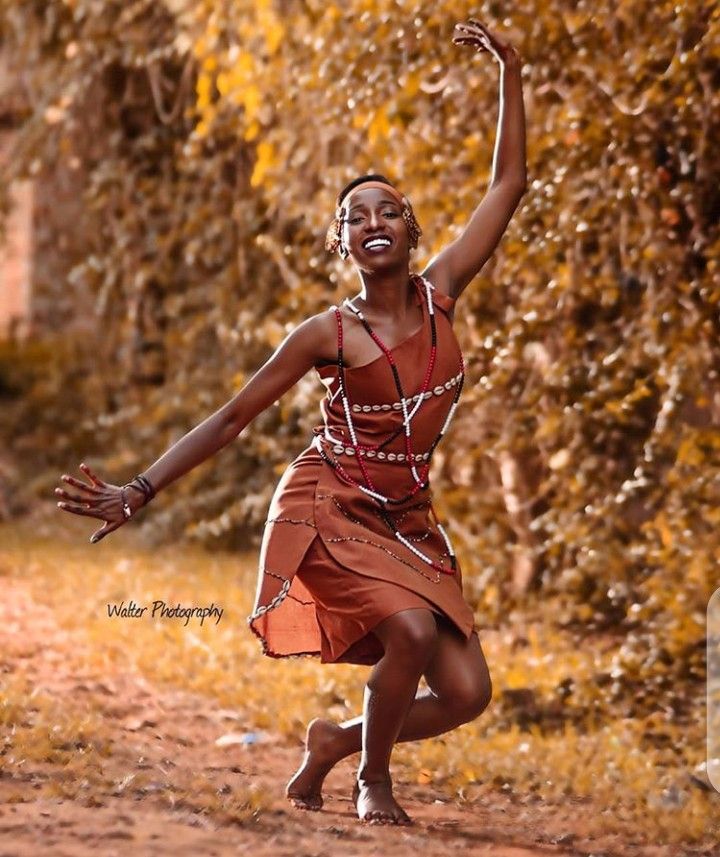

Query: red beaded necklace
left=313, top=274, right=465, bottom=574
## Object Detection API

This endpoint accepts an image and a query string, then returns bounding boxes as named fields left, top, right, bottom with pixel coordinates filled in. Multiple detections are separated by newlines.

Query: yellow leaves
left=194, top=119, right=210, bottom=139
left=251, top=141, right=277, bottom=188
left=368, top=105, right=391, bottom=145
left=535, top=413, right=562, bottom=441
left=231, top=51, right=256, bottom=79
left=676, top=435, right=705, bottom=467
left=237, top=84, right=262, bottom=122
left=258, top=5, right=285, bottom=56
left=215, top=53, right=264, bottom=124
left=605, top=380, right=654, bottom=417
left=649, top=510, right=673, bottom=549
left=555, top=262, right=570, bottom=288
left=685, top=553, right=707, bottom=587
left=575, top=603, right=594, bottom=621
left=417, top=768, right=433, bottom=784
left=244, top=121, right=260, bottom=142
left=193, top=2, right=279, bottom=137
left=504, top=667, right=529, bottom=689
left=704, top=507, right=720, bottom=525
left=561, top=11, right=591, bottom=35
left=402, top=71, right=421, bottom=98
left=196, top=72, right=213, bottom=111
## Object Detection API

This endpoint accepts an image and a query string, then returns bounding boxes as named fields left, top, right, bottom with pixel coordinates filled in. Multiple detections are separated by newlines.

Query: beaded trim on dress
left=246, top=517, right=322, bottom=660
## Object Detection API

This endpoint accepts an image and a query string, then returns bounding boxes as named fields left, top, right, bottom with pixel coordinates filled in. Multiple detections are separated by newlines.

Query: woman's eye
left=349, top=212, right=397, bottom=224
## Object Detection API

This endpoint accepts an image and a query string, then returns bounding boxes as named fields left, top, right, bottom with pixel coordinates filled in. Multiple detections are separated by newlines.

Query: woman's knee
left=372, top=608, right=439, bottom=659
left=427, top=632, right=493, bottom=719
left=453, top=673, right=493, bottom=720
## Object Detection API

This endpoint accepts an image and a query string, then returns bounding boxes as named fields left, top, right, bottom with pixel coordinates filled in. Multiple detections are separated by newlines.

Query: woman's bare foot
left=352, top=777, right=413, bottom=825
left=285, top=717, right=344, bottom=811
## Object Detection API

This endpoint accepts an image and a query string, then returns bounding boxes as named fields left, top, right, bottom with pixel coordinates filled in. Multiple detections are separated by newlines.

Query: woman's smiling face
left=341, top=186, right=409, bottom=266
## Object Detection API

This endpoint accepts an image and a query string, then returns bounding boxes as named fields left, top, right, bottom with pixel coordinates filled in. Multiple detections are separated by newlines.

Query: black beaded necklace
left=312, top=274, right=465, bottom=574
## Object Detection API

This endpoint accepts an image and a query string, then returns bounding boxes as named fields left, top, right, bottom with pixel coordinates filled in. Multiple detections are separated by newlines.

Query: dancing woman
left=56, top=19, right=526, bottom=825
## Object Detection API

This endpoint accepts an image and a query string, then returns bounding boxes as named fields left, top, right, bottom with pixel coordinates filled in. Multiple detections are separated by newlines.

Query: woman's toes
left=287, top=791, right=322, bottom=811
left=367, top=811, right=397, bottom=825
left=353, top=779, right=413, bottom=825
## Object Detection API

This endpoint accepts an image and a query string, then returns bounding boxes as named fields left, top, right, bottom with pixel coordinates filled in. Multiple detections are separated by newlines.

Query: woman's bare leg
left=353, top=607, right=439, bottom=824
left=286, top=614, right=491, bottom=812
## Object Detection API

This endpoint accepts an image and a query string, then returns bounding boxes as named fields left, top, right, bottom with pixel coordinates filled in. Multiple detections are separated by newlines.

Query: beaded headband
left=337, top=180, right=406, bottom=216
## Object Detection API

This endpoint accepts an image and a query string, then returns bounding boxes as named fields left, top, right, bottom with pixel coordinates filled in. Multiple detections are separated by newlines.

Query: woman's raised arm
left=422, top=18, right=527, bottom=299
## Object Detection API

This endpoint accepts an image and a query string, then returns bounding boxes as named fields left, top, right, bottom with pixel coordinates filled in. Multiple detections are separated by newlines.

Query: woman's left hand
left=452, top=18, right=520, bottom=67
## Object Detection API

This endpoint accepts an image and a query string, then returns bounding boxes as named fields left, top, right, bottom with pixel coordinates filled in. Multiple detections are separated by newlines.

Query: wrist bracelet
left=133, top=473, right=157, bottom=500
left=121, top=474, right=156, bottom=521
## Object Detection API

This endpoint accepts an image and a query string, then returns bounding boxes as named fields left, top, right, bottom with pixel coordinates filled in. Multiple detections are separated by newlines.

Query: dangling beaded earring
left=337, top=206, right=350, bottom=259
left=401, top=196, right=422, bottom=249
left=324, top=205, right=347, bottom=258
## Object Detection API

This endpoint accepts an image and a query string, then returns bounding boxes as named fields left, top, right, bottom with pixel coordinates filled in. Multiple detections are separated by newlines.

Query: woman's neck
left=351, top=271, right=417, bottom=319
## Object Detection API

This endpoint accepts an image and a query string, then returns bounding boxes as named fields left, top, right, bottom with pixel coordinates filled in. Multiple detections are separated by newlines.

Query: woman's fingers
left=55, top=487, right=97, bottom=504
left=57, top=501, right=107, bottom=519
left=454, top=21, right=486, bottom=35
left=79, top=462, right=107, bottom=488
left=55, top=474, right=102, bottom=503
left=60, top=474, right=102, bottom=494
left=90, top=519, right=123, bottom=544
left=55, top=467, right=108, bottom=508
left=453, top=36, right=488, bottom=52
left=464, top=18, right=508, bottom=51
left=454, top=19, right=494, bottom=41
left=453, top=23, right=490, bottom=47
left=453, top=18, right=511, bottom=60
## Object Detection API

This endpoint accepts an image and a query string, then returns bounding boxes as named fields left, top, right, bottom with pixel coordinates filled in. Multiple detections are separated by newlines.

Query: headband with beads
left=339, top=180, right=407, bottom=215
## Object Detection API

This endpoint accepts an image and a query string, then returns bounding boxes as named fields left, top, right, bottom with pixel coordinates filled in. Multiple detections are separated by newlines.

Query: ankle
left=357, top=768, right=392, bottom=785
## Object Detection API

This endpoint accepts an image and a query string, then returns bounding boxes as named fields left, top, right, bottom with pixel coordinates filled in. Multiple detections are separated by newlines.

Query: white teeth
left=364, top=238, right=391, bottom=249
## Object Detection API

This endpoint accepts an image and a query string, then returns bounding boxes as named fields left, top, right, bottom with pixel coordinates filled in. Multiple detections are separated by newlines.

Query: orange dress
left=247, top=274, right=477, bottom=665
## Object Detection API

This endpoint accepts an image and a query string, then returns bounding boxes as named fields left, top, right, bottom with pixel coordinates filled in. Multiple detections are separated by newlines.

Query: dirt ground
left=0, top=575, right=714, bottom=857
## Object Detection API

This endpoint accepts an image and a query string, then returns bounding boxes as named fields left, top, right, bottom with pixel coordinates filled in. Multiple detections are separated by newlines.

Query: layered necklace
left=313, top=274, right=465, bottom=574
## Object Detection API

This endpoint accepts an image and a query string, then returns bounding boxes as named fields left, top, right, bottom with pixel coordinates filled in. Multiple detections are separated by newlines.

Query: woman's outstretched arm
left=55, top=311, right=330, bottom=542
left=136, top=313, right=327, bottom=493
left=422, top=18, right=527, bottom=298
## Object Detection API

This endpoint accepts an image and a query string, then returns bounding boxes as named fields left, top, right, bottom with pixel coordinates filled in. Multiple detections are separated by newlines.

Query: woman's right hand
left=54, top=463, right=144, bottom=543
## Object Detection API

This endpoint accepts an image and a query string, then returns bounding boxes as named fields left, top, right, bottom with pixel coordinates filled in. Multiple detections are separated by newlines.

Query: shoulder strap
left=415, top=274, right=455, bottom=316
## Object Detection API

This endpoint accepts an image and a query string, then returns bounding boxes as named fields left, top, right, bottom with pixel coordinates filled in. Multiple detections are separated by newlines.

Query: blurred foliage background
left=0, top=0, right=717, bottom=741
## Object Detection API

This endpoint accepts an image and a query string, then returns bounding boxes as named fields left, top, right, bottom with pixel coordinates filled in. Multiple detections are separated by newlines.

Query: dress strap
left=415, top=274, right=455, bottom=316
